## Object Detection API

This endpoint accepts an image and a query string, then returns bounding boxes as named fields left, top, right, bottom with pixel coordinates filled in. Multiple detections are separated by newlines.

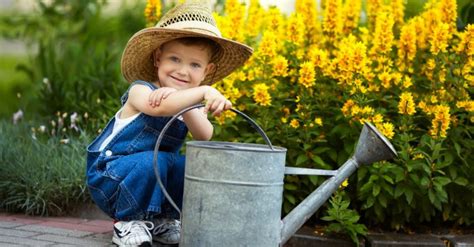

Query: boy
left=86, top=3, right=253, bottom=246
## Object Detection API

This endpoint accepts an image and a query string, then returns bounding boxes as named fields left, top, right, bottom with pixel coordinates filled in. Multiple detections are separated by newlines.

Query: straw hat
left=121, top=2, right=253, bottom=85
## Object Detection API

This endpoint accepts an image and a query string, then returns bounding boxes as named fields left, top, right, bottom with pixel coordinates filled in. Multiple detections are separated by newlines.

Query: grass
left=0, top=119, right=91, bottom=216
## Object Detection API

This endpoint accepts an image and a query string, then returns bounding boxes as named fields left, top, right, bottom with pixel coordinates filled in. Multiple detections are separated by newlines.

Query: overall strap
left=120, top=80, right=159, bottom=106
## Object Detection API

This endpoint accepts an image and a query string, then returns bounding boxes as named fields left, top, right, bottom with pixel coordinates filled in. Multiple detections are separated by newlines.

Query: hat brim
left=121, top=27, right=253, bottom=85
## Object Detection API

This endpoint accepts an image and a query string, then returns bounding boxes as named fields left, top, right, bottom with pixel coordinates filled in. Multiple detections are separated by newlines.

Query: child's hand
left=149, top=87, right=177, bottom=107
left=203, top=86, right=232, bottom=116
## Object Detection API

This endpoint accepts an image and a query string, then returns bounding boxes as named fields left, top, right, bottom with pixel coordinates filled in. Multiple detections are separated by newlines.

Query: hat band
left=160, top=21, right=222, bottom=37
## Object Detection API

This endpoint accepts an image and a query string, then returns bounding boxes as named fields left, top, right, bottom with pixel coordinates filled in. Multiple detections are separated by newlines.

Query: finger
left=162, top=90, right=172, bottom=99
left=156, top=91, right=166, bottom=106
left=213, top=101, right=226, bottom=116
left=204, top=100, right=213, bottom=114
left=224, top=100, right=232, bottom=110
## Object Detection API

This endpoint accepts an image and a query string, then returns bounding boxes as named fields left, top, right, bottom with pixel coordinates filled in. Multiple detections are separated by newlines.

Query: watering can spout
left=280, top=122, right=397, bottom=245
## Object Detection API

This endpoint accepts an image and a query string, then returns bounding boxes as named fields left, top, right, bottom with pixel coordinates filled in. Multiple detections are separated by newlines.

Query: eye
left=191, top=63, right=202, bottom=69
left=169, top=56, right=180, bottom=62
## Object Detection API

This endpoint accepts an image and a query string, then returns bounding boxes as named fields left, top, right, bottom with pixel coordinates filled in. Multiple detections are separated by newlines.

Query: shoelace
left=119, top=220, right=154, bottom=238
left=152, top=219, right=181, bottom=235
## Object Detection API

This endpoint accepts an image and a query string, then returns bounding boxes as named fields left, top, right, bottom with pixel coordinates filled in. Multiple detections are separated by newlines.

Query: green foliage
left=356, top=129, right=474, bottom=229
left=0, top=0, right=145, bottom=131
left=0, top=119, right=91, bottom=216
left=322, top=191, right=367, bottom=246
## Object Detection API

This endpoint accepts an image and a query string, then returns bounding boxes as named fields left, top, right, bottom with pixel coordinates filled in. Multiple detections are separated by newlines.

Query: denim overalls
left=86, top=81, right=188, bottom=221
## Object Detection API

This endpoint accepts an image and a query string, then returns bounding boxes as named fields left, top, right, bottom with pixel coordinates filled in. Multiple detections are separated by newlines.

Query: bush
left=0, top=119, right=91, bottom=216
left=203, top=0, right=474, bottom=231
left=1, top=0, right=145, bottom=131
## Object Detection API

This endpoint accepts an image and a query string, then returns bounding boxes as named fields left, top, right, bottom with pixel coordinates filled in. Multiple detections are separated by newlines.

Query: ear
left=153, top=49, right=161, bottom=68
left=204, top=63, right=216, bottom=77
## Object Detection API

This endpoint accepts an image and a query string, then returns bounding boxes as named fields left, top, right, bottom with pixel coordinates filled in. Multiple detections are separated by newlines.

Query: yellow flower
left=370, top=7, right=395, bottom=55
left=290, top=119, right=300, bottom=128
left=215, top=110, right=237, bottom=125
left=281, top=117, right=288, bottom=123
left=286, top=13, right=306, bottom=46
left=339, top=179, right=349, bottom=189
left=456, top=24, right=474, bottom=56
left=412, top=153, right=424, bottom=160
left=258, top=31, right=278, bottom=59
left=456, top=101, right=474, bottom=112
left=429, top=22, right=451, bottom=55
left=398, top=92, right=417, bottom=115
left=245, top=0, right=264, bottom=38
left=371, top=113, right=384, bottom=124
left=366, top=0, right=383, bottom=30
left=271, top=55, right=288, bottom=77
left=439, top=0, right=458, bottom=33
left=322, top=0, right=343, bottom=38
left=361, top=106, right=375, bottom=115
left=223, top=0, right=246, bottom=42
left=378, top=71, right=392, bottom=89
left=342, top=99, right=355, bottom=117
left=376, top=122, right=395, bottom=139
left=429, top=105, right=451, bottom=138
left=298, top=61, right=316, bottom=88
left=314, top=117, right=323, bottom=126
left=341, top=0, right=362, bottom=33
left=402, top=76, right=413, bottom=88
left=264, top=7, right=284, bottom=37
left=252, top=83, right=272, bottom=106
left=144, top=0, right=161, bottom=27
left=308, top=47, right=329, bottom=70
left=391, top=0, right=405, bottom=26
left=296, top=0, right=320, bottom=43
left=397, top=21, right=417, bottom=69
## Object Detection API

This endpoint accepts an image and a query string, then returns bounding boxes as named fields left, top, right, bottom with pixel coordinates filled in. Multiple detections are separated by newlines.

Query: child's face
left=154, top=41, right=215, bottom=90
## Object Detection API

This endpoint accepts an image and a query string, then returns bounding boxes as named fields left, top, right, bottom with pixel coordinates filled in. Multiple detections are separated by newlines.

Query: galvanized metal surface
left=281, top=157, right=359, bottom=244
left=280, top=123, right=398, bottom=244
left=284, top=167, right=337, bottom=176
left=180, top=141, right=287, bottom=247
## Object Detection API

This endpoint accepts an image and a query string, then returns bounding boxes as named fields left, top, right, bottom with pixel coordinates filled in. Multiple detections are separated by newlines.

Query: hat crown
left=156, top=3, right=221, bottom=37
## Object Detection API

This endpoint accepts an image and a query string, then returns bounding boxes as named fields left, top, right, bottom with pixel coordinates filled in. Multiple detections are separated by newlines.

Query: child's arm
left=124, top=84, right=229, bottom=140
left=182, top=108, right=213, bottom=140
left=148, top=87, right=177, bottom=107
left=126, top=84, right=230, bottom=116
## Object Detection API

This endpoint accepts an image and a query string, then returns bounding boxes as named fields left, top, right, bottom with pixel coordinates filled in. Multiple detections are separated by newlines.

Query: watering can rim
left=363, top=122, right=398, bottom=157
left=187, top=140, right=287, bottom=152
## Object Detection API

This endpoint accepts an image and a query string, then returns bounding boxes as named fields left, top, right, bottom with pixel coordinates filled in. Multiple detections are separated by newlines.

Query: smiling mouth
left=171, top=76, right=188, bottom=83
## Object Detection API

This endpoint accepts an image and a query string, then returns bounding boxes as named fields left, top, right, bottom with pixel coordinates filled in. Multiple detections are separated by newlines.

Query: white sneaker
left=151, top=218, right=181, bottom=244
left=112, top=220, right=154, bottom=247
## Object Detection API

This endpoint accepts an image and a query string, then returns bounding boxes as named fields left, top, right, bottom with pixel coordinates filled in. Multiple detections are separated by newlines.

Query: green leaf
left=405, top=189, right=414, bottom=204
left=420, top=177, right=430, bottom=187
left=311, top=155, right=329, bottom=168
left=313, top=146, right=331, bottom=154
left=296, top=154, right=308, bottom=166
left=433, top=177, right=451, bottom=186
left=285, top=194, right=296, bottom=205
left=284, top=183, right=298, bottom=190
left=378, top=194, right=388, bottom=208
left=308, top=175, right=319, bottom=185
left=454, top=177, right=468, bottom=186
left=428, top=189, right=436, bottom=204
left=394, top=185, right=404, bottom=198
left=383, top=175, right=394, bottom=184
left=372, top=184, right=381, bottom=197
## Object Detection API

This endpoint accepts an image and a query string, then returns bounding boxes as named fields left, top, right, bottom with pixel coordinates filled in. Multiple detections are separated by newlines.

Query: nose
left=177, top=64, right=188, bottom=76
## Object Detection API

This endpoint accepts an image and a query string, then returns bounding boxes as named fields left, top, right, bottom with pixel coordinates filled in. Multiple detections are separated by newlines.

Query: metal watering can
left=153, top=104, right=397, bottom=246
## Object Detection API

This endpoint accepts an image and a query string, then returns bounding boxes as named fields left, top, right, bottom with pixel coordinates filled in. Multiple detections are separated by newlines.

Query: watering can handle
left=153, top=103, right=274, bottom=216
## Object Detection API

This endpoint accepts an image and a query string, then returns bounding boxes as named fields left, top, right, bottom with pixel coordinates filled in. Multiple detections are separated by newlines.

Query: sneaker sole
left=112, top=237, right=152, bottom=247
